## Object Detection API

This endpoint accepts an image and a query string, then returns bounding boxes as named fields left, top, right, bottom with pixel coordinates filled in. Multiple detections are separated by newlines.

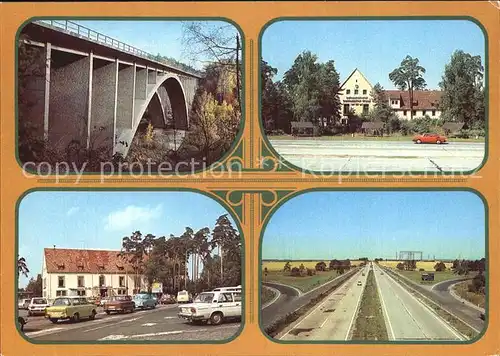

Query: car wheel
left=105, top=310, right=110, bottom=315
left=50, top=318, right=58, bottom=324
left=210, top=312, right=223, bottom=326
left=416, top=139, right=422, bottom=144
left=73, top=313, right=80, bottom=323
left=89, top=310, right=97, bottom=320
left=436, top=140, right=441, bottom=144
left=27, top=311, right=32, bottom=317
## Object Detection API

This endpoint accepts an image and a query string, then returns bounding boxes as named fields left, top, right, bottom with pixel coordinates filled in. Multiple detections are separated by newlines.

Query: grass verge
left=386, top=269, right=478, bottom=339
left=268, top=135, right=485, bottom=142
left=264, top=270, right=342, bottom=293
left=453, top=281, right=485, bottom=309
left=351, top=270, right=388, bottom=341
left=262, top=286, right=277, bottom=306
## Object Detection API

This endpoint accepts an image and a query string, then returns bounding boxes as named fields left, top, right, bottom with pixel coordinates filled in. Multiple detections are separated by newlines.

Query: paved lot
left=20, top=304, right=241, bottom=341
left=373, top=264, right=463, bottom=341
left=269, top=139, right=485, bottom=173
left=278, top=268, right=367, bottom=341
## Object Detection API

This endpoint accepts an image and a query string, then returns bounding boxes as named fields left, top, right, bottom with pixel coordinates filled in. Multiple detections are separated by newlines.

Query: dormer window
left=56, top=262, right=65, bottom=270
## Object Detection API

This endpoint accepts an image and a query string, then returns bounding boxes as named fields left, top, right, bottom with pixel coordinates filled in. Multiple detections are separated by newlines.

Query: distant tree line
left=119, top=214, right=241, bottom=294
left=262, top=50, right=485, bottom=137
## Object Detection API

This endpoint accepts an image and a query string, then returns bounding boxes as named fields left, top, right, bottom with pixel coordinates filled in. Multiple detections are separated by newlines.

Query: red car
left=412, top=133, right=447, bottom=144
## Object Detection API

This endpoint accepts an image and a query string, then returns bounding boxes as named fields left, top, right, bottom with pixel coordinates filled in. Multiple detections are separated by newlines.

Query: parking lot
left=18, top=304, right=241, bottom=341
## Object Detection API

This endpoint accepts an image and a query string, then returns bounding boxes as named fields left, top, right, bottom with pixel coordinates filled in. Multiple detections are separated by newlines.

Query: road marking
left=83, top=316, right=144, bottom=333
left=262, top=286, right=281, bottom=309
left=373, top=265, right=395, bottom=340
left=279, top=268, right=363, bottom=340
left=142, top=323, right=157, bottom=326
left=164, top=316, right=176, bottom=319
left=344, top=270, right=367, bottom=340
left=385, top=268, right=464, bottom=341
left=25, top=327, right=63, bottom=336
left=264, top=281, right=303, bottom=296
left=98, top=325, right=239, bottom=341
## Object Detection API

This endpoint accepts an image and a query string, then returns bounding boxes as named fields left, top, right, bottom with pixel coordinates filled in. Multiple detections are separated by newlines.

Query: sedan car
left=104, top=295, right=135, bottom=314
left=357, top=281, right=362, bottom=286
left=160, top=294, right=177, bottom=305
left=412, top=133, right=447, bottom=144
left=133, top=293, right=156, bottom=309
left=45, top=296, right=97, bottom=323
left=27, top=297, right=50, bottom=316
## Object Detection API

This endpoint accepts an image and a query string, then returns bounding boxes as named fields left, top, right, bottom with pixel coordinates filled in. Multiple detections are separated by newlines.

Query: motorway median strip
left=385, top=268, right=477, bottom=339
left=350, top=270, right=388, bottom=341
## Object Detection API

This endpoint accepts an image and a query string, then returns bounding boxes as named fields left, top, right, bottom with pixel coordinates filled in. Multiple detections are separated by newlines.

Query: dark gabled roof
left=291, top=121, right=315, bottom=128
left=361, top=121, right=384, bottom=130
left=384, top=90, right=443, bottom=110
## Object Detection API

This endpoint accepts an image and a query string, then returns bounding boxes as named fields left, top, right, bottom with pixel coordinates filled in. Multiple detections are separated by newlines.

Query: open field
left=263, top=270, right=343, bottom=293
left=262, top=260, right=360, bottom=272
left=454, top=281, right=486, bottom=309
left=267, top=135, right=485, bottom=143
left=378, top=260, right=453, bottom=271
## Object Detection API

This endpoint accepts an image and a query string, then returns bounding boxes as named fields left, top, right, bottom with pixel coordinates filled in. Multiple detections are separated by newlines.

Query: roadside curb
left=262, top=285, right=281, bottom=309
left=448, top=281, right=485, bottom=313
left=263, top=281, right=303, bottom=296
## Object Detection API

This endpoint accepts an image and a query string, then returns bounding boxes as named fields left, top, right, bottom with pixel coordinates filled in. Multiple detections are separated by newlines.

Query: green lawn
left=267, top=134, right=485, bottom=143
left=398, top=270, right=470, bottom=285
left=261, top=286, right=277, bottom=306
left=454, top=281, right=485, bottom=309
left=263, top=270, right=342, bottom=293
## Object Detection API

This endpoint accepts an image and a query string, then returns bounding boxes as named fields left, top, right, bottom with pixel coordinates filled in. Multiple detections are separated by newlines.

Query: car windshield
left=178, top=291, right=187, bottom=295
left=113, top=296, right=130, bottom=301
left=52, top=298, right=71, bottom=306
left=194, top=293, right=214, bottom=303
left=32, top=299, right=47, bottom=304
left=135, top=294, right=148, bottom=299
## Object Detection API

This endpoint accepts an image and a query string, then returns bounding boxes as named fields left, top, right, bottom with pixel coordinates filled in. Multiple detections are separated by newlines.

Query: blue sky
left=72, top=20, right=238, bottom=70
left=262, top=191, right=485, bottom=261
left=18, top=191, right=237, bottom=287
left=262, top=20, right=485, bottom=89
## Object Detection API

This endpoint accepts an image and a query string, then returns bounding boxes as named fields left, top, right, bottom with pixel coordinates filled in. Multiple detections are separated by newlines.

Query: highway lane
left=373, top=264, right=463, bottom=341
left=269, top=139, right=484, bottom=173
left=23, top=304, right=241, bottom=341
left=279, top=267, right=368, bottom=341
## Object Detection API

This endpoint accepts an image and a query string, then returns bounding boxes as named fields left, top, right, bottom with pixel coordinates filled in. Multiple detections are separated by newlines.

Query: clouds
left=66, top=206, right=80, bottom=216
left=104, top=204, right=163, bottom=232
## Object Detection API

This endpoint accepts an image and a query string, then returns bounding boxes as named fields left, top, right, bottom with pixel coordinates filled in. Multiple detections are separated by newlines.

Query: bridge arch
left=136, top=74, right=189, bottom=131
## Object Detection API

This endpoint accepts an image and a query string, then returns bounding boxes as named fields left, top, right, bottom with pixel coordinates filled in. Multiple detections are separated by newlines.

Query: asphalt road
left=373, top=264, right=464, bottom=341
left=20, top=304, right=241, bottom=341
left=385, top=268, right=485, bottom=332
left=269, top=139, right=484, bottom=173
left=279, top=268, right=368, bottom=341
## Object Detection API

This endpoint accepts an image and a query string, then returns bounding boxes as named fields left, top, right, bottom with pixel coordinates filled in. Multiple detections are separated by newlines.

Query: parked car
left=45, top=296, right=97, bottom=323
left=18, top=316, right=27, bottom=331
left=104, top=295, right=135, bottom=314
left=178, top=286, right=241, bottom=325
left=412, top=133, right=447, bottom=144
left=160, top=294, right=176, bottom=304
left=357, top=281, right=362, bottom=286
left=133, top=293, right=156, bottom=309
left=177, top=290, right=192, bottom=304
left=28, top=297, right=50, bottom=316
left=18, top=298, right=31, bottom=310
left=99, top=297, right=109, bottom=307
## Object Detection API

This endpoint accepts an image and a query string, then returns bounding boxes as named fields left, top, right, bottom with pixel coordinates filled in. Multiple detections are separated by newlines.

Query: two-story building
left=338, top=68, right=442, bottom=120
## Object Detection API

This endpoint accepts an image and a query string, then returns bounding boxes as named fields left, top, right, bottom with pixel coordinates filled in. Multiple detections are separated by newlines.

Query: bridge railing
left=35, top=20, right=151, bottom=59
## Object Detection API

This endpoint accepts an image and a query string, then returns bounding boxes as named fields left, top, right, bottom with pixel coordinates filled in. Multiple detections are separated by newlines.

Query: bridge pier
left=19, top=22, right=199, bottom=160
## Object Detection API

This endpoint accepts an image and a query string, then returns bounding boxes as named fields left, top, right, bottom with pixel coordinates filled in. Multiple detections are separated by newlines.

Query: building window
left=56, top=290, right=67, bottom=296
left=354, top=89, right=359, bottom=95
left=99, top=275, right=105, bottom=287
left=346, top=89, right=351, bottom=94
left=58, top=276, right=65, bottom=288
left=77, top=276, right=85, bottom=288
left=422, top=110, right=426, bottom=116
left=412, top=110, right=416, bottom=116
left=117, top=289, right=126, bottom=295
left=362, top=89, right=367, bottom=95
left=43, top=278, right=46, bottom=289
left=119, top=276, right=125, bottom=287
left=77, top=290, right=86, bottom=296
left=432, top=110, right=436, bottom=116
left=403, top=110, right=407, bottom=116
left=363, top=104, right=369, bottom=115
left=343, top=104, right=350, bottom=115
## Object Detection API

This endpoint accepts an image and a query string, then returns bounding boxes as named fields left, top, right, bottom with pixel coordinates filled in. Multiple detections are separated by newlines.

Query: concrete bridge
left=19, top=20, right=201, bottom=157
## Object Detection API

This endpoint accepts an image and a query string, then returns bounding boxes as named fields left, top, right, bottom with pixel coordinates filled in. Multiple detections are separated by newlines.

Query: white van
left=28, top=297, right=49, bottom=316
left=178, top=286, right=242, bottom=325
left=177, top=290, right=191, bottom=304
